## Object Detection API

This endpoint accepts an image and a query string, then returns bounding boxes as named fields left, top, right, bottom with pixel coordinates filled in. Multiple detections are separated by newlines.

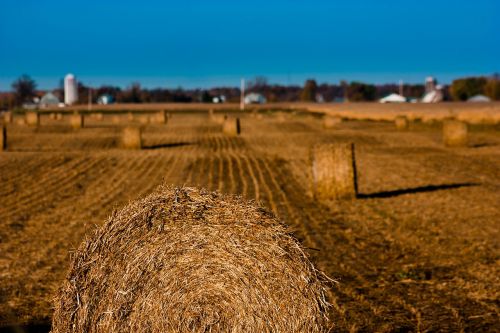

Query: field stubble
left=0, top=110, right=499, bottom=332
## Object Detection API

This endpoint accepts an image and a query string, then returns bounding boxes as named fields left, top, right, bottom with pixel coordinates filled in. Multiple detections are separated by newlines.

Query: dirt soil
left=0, top=110, right=499, bottom=332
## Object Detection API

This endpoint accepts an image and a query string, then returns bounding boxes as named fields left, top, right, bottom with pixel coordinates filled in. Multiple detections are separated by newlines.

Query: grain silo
left=64, top=73, right=78, bottom=105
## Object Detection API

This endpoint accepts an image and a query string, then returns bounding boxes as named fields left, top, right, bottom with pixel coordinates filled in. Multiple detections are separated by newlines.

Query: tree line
left=2, top=74, right=499, bottom=109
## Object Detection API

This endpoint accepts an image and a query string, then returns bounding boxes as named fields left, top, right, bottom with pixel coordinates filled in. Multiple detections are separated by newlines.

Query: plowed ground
left=1, top=111, right=499, bottom=332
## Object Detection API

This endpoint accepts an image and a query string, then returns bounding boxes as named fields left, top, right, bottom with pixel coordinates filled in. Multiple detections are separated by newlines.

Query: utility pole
left=240, top=78, right=245, bottom=111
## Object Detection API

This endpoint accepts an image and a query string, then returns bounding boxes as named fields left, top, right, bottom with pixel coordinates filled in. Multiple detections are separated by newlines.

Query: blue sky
left=0, top=0, right=498, bottom=90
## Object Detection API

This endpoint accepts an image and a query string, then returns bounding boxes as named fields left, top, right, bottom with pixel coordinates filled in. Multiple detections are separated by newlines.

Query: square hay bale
left=443, top=120, right=467, bottom=147
left=311, top=143, right=358, bottom=200
left=25, top=112, right=40, bottom=127
left=323, top=115, right=342, bottom=129
left=0, top=125, right=6, bottom=151
left=121, top=126, right=142, bottom=149
left=70, top=113, right=84, bottom=129
left=223, top=117, right=240, bottom=136
left=394, top=116, right=409, bottom=130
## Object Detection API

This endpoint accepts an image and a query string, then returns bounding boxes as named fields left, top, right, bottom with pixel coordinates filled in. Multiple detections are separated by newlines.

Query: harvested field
left=0, top=108, right=499, bottom=332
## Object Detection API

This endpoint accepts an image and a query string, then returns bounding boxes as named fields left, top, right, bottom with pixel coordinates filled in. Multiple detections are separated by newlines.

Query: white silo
left=64, top=73, right=78, bottom=105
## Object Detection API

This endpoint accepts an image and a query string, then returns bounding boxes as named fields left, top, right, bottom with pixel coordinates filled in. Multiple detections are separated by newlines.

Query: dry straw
left=443, top=119, right=467, bottom=147
left=394, top=116, right=409, bottom=130
left=56, top=113, right=64, bottom=121
left=154, top=110, right=168, bottom=124
left=25, top=111, right=40, bottom=127
left=311, top=143, right=358, bottom=200
left=121, top=126, right=142, bottom=149
left=3, top=111, right=13, bottom=124
left=51, top=186, right=331, bottom=333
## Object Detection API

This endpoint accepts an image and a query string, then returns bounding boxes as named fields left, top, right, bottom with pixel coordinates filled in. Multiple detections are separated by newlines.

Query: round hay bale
left=111, top=115, right=121, bottom=124
left=55, top=113, right=64, bottom=121
left=49, top=113, right=57, bottom=120
left=443, top=119, right=467, bottom=147
left=121, top=126, right=142, bottom=149
left=323, top=115, right=342, bottom=129
left=51, top=187, right=330, bottom=333
left=25, top=111, right=40, bottom=127
left=94, top=113, right=103, bottom=121
left=222, top=117, right=240, bottom=136
left=0, top=125, right=6, bottom=151
left=15, top=117, right=26, bottom=126
left=154, top=110, right=167, bottom=124
left=394, top=116, right=409, bottom=131
left=70, top=113, right=84, bottom=129
left=311, top=143, right=358, bottom=200
left=3, top=111, right=13, bottom=124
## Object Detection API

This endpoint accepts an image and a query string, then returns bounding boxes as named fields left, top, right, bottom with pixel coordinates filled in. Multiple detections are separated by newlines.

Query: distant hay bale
left=394, top=116, right=409, bottom=130
left=3, top=112, right=13, bottom=124
left=121, top=126, right=142, bottom=149
left=154, top=110, right=167, bottom=124
left=323, top=115, right=342, bottom=129
left=0, top=125, right=6, bottom=151
left=138, top=115, right=150, bottom=124
left=443, top=120, right=467, bottom=147
left=25, top=112, right=40, bottom=127
left=51, top=186, right=331, bottom=333
left=311, top=143, right=358, bottom=200
left=55, top=113, right=64, bottom=121
left=94, top=113, right=103, bottom=121
left=49, top=113, right=57, bottom=120
left=127, top=112, right=134, bottom=121
left=16, top=118, right=26, bottom=126
left=222, top=117, right=240, bottom=136
left=111, top=115, right=121, bottom=124
left=70, top=113, right=84, bottom=129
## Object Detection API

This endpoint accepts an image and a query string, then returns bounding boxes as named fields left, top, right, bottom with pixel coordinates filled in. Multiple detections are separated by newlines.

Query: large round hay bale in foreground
left=394, top=116, right=409, bottom=130
left=25, top=111, right=40, bottom=127
left=443, top=119, right=467, bottom=147
left=311, top=143, right=358, bottom=200
left=121, top=126, right=142, bottom=149
left=51, top=187, right=330, bottom=333
left=70, top=113, right=84, bottom=129
left=222, top=117, right=240, bottom=136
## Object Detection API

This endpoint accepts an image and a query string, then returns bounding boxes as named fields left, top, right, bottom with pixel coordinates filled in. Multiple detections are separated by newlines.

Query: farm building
left=244, top=93, right=267, bottom=104
left=467, top=94, right=491, bottom=102
left=422, top=85, right=444, bottom=103
left=39, top=92, right=61, bottom=108
left=379, top=93, right=406, bottom=103
left=97, top=94, right=114, bottom=105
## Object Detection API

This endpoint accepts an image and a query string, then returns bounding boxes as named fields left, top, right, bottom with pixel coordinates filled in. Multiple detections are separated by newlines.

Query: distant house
left=379, top=93, right=406, bottom=103
left=97, top=94, right=114, bottom=105
left=39, top=92, right=61, bottom=108
left=244, top=93, right=267, bottom=104
left=467, top=94, right=491, bottom=103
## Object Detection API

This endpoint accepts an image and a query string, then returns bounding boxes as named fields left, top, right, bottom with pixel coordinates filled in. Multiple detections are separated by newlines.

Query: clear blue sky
left=0, top=0, right=498, bottom=90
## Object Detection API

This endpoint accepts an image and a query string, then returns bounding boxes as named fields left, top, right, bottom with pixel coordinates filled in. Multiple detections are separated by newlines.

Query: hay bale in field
left=55, top=113, right=64, bottom=121
left=127, top=112, right=134, bottom=121
left=323, top=115, right=342, bottom=129
left=443, top=119, right=467, bottom=147
left=15, top=117, right=26, bottom=126
left=25, top=112, right=40, bottom=127
left=138, top=115, right=150, bottom=124
left=51, top=186, right=331, bottom=333
left=0, top=125, right=6, bottom=151
left=70, top=113, right=84, bottom=129
left=111, top=115, right=121, bottom=124
left=154, top=110, right=167, bottom=124
left=94, top=113, right=103, bottom=121
left=394, top=116, right=409, bottom=130
left=121, top=126, right=142, bottom=149
left=49, top=113, right=57, bottom=120
left=311, top=143, right=358, bottom=200
left=222, top=117, right=240, bottom=136
left=3, top=111, right=13, bottom=124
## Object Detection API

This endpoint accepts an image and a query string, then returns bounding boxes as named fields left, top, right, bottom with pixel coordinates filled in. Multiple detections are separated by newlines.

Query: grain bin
left=443, top=120, right=467, bottom=147
left=311, top=143, right=358, bottom=200
left=121, top=126, right=142, bottom=149
left=51, top=186, right=331, bottom=333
